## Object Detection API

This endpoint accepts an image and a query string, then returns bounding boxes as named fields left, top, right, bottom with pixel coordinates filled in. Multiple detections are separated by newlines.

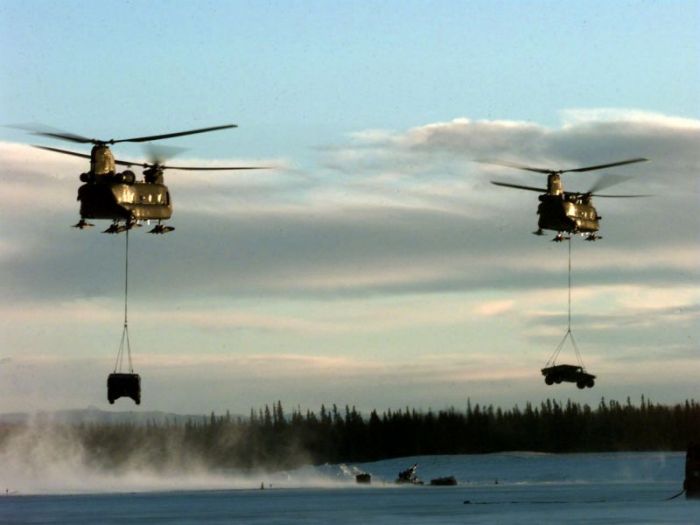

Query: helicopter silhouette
left=30, top=124, right=266, bottom=234
left=480, top=158, right=649, bottom=241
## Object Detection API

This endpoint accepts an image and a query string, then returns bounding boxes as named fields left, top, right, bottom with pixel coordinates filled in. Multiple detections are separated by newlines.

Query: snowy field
left=1, top=452, right=696, bottom=524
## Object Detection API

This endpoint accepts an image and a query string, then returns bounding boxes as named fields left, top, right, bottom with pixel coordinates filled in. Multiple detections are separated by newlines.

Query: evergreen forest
left=1, top=397, right=697, bottom=472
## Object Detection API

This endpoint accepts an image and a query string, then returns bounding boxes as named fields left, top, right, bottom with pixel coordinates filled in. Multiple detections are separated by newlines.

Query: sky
left=0, top=0, right=698, bottom=416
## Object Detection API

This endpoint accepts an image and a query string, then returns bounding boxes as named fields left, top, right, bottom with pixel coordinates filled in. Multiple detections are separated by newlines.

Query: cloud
left=472, top=299, right=515, bottom=317
left=3, top=205, right=696, bottom=304
left=560, top=108, right=700, bottom=130
left=3, top=341, right=697, bottom=415
left=323, top=109, right=700, bottom=193
left=1, top=110, right=698, bottom=414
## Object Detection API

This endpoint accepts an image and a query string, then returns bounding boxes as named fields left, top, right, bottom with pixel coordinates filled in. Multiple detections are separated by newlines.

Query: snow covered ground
left=1, top=452, right=696, bottom=524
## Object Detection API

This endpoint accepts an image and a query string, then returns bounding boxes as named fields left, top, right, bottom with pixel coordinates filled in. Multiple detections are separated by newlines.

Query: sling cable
left=107, top=229, right=142, bottom=405
left=541, top=239, right=596, bottom=389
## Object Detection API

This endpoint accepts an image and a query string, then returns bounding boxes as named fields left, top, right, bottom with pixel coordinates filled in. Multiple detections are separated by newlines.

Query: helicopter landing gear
left=104, top=222, right=127, bottom=234
left=552, top=233, right=570, bottom=242
left=103, top=220, right=140, bottom=234
left=532, top=229, right=544, bottom=236
left=585, top=233, right=602, bottom=241
left=72, top=219, right=94, bottom=229
left=148, top=223, right=175, bottom=234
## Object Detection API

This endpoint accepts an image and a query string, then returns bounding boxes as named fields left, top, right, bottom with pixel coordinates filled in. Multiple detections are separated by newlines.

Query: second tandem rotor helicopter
left=479, top=157, right=649, bottom=241
left=31, top=124, right=266, bottom=234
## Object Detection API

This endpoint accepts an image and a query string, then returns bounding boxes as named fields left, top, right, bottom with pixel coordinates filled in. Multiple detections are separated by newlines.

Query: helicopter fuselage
left=78, top=177, right=172, bottom=222
left=537, top=194, right=599, bottom=234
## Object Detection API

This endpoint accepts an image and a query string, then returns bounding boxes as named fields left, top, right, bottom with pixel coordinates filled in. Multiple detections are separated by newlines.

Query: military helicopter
left=30, top=124, right=265, bottom=234
left=480, top=158, right=649, bottom=241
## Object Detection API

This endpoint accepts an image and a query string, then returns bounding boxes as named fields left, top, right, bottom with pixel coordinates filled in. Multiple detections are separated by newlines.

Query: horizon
left=2, top=393, right=697, bottom=421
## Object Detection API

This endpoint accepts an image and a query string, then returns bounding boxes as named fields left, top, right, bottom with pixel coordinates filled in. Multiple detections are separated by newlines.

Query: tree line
left=1, top=397, right=697, bottom=472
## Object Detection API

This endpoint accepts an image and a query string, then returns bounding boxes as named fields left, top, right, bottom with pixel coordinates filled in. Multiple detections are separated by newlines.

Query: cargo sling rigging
left=544, top=239, right=586, bottom=369
left=114, top=229, right=134, bottom=374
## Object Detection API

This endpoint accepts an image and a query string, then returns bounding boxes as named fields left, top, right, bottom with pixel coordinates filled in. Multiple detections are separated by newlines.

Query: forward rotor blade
left=156, top=165, right=269, bottom=171
left=31, top=130, right=95, bottom=144
left=590, top=193, right=651, bottom=198
left=478, top=157, right=649, bottom=175
left=477, top=159, right=554, bottom=174
left=21, top=123, right=238, bottom=145
left=34, top=146, right=144, bottom=168
left=33, top=145, right=92, bottom=160
left=562, top=158, right=649, bottom=173
left=112, top=124, right=238, bottom=144
left=10, top=123, right=97, bottom=144
left=491, top=181, right=547, bottom=193
left=32, top=145, right=265, bottom=171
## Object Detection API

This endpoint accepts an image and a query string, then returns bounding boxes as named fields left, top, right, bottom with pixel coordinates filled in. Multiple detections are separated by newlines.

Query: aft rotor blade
left=491, top=181, right=547, bottom=192
left=145, top=143, right=187, bottom=166
left=112, top=124, right=238, bottom=144
left=587, top=174, right=634, bottom=194
left=563, top=158, right=649, bottom=173
left=477, top=159, right=554, bottom=174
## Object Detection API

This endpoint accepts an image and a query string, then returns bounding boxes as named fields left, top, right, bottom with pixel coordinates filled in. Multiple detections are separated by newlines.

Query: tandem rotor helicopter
left=28, top=124, right=265, bottom=234
left=479, top=158, right=649, bottom=241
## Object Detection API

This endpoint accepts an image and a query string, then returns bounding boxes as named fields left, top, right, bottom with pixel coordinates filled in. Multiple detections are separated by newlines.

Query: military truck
left=541, top=364, right=595, bottom=389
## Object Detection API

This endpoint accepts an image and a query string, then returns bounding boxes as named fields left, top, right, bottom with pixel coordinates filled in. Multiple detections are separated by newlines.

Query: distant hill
left=0, top=406, right=214, bottom=425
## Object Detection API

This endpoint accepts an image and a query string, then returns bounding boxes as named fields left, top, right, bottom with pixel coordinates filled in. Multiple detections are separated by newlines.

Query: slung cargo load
left=108, top=230, right=142, bottom=405
left=541, top=239, right=597, bottom=389
left=107, top=372, right=141, bottom=405
left=541, top=364, right=595, bottom=389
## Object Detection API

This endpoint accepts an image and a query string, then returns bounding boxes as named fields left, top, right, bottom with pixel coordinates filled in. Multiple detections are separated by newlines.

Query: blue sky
left=0, top=1, right=698, bottom=415
left=1, top=1, right=698, bottom=155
